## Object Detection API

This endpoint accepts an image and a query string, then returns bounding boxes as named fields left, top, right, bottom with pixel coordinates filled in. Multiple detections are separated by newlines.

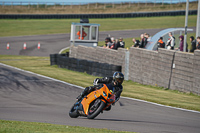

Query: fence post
left=28, top=2, right=30, bottom=9
left=62, top=3, right=64, bottom=9
left=124, top=50, right=130, bottom=81
left=70, top=3, right=72, bottom=9
left=113, top=2, right=115, bottom=8
left=129, top=2, right=131, bottom=8
left=95, top=3, right=97, bottom=9
left=104, top=3, right=106, bottom=9
left=87, top=3, right=89, bottom=9
left=37, top=3, right=39, bottom=9
left=145, top=0, right=147, bottom=7
left=138, top=1, right=140, bottom=7
left=2, top=2, right=4, bottom=8
left=170, top=0, right=172, bottom=8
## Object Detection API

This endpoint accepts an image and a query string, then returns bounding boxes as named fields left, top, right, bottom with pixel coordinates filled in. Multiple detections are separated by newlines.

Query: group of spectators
left=190, top=36, right=200, bottom=52
left=104, top=36, right=125, bottom=50
left=131, top=31, right=200, bottom=52
left=132, top=33, right=151, bottom=48
left=103, top=32, right=200, bottom=52
left=156, top=32, right=200, bottom=52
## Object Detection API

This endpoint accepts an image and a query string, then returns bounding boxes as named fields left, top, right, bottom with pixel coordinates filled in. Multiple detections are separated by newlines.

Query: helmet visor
left=116, top=78, right=124, bottom=84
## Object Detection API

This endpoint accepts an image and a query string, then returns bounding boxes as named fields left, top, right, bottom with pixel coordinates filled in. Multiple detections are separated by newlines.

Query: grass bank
left=0, top=120, right=133, bottom=133
left=0, top=15, right=197, bottom=37
left=0, top=55, right=199, bottom=112
left=0, top=2, right=197, bottom=14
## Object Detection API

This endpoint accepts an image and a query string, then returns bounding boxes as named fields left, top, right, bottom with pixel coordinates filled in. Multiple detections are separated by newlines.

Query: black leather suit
left=80, top=77, right=123, bottom=103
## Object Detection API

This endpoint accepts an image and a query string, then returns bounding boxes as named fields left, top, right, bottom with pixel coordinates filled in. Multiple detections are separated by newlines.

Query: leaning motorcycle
left=69, top=84, right=116, bottom=119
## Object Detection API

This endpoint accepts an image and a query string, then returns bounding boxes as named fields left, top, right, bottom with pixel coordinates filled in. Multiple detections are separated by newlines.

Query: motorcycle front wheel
left=69, top=102, right=79, bottom=118
left=87, top=99, right=106, bottom=119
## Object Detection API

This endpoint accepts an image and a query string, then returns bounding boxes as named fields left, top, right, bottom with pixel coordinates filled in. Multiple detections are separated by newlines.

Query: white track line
left=59, top=47, right=69, bottom=54
left=0, top=62, right=199, bottom=114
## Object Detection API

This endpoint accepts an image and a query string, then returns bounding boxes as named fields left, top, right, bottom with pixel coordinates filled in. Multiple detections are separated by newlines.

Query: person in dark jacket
left=116, top=37, right=125, bottom=49
left=176, top=35, right=184, bottom=51
left=76, top=72, right=124, bottom=110
left=197, top=36, right=200, bottom=50
left=190, top=36, right=196, bottom=52
left=132, top=38, right=140, bottom=48
left=104, top=37, right=112, bottom=48
left=140, top=34, right=147, bottom=48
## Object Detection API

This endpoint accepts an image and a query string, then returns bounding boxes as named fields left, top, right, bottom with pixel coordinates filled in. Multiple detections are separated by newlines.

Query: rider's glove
left=93, top=78, right=99, bottom=85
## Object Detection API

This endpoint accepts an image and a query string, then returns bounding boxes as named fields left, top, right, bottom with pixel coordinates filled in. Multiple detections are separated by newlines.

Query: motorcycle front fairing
left=81, top=84, right=115, bottom=115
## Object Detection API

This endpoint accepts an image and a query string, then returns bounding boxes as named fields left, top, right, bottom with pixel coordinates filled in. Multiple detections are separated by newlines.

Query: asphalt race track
left=0, top=28, right=196, bottom=56
left=0, top=63, right=200, bottom=133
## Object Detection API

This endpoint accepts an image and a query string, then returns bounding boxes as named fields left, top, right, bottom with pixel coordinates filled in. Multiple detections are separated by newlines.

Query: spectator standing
left=189, top=36, right=196, bottom=52
left=176, top=35, right=185, bottom=51
left=116, top=37, right=125, bottom=49
left=140, top=34, right=147, bottom=48
left=145, top=33, right=151, bottom=42
left=157, top=37, right=165, bottom=48
left=197, top=36, right=200, bottom=50
left=143, top=33, right=148, bottom=47
left=104, top=37, right=112, bottom=48
left=110, top=37, right=117, bottom=50
left=166, top=32, right=175, bottom=50
left=132, top=38, right=140, bottom=48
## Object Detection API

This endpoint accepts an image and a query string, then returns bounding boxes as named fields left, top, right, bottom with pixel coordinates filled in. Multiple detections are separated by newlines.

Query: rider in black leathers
left=76, top=72, right=124, bottom=110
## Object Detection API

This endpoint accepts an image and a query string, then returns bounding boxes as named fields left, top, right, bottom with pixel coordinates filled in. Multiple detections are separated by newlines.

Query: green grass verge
left=0, top=15, right=197, bottom=37
left=0, top=120, right=133, bottom=133
left=0, top=55, right=199, bottom=112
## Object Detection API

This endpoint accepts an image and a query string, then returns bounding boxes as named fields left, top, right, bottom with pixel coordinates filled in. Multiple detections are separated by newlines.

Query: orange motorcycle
left=69, top=84, right=116, bottom=119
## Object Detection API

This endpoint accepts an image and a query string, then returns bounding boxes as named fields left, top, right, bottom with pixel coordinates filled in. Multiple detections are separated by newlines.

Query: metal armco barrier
left=0, top=10, right=197, bottom=19
left=49, top=53, right=121, bottom=77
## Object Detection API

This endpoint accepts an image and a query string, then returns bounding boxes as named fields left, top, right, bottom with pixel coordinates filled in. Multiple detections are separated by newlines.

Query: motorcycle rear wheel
left=87, top=99, right=106, bottom=119
left=69, top=103, right=79, bottom=118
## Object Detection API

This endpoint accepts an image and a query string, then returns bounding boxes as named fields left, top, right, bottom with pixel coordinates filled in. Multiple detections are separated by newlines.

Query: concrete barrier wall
left=192, top=50, right=200, bottom=94
left=170, top=50, right=200, bottom=94
left=69, top=46, right=200, bottom=95
left=170, top=52, right=194, bottom=93
left=129, top=48, right=175, bottom=89
left=70, top=45, right=127, bottom=74
left=157, top=48, right=176, bottom=89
